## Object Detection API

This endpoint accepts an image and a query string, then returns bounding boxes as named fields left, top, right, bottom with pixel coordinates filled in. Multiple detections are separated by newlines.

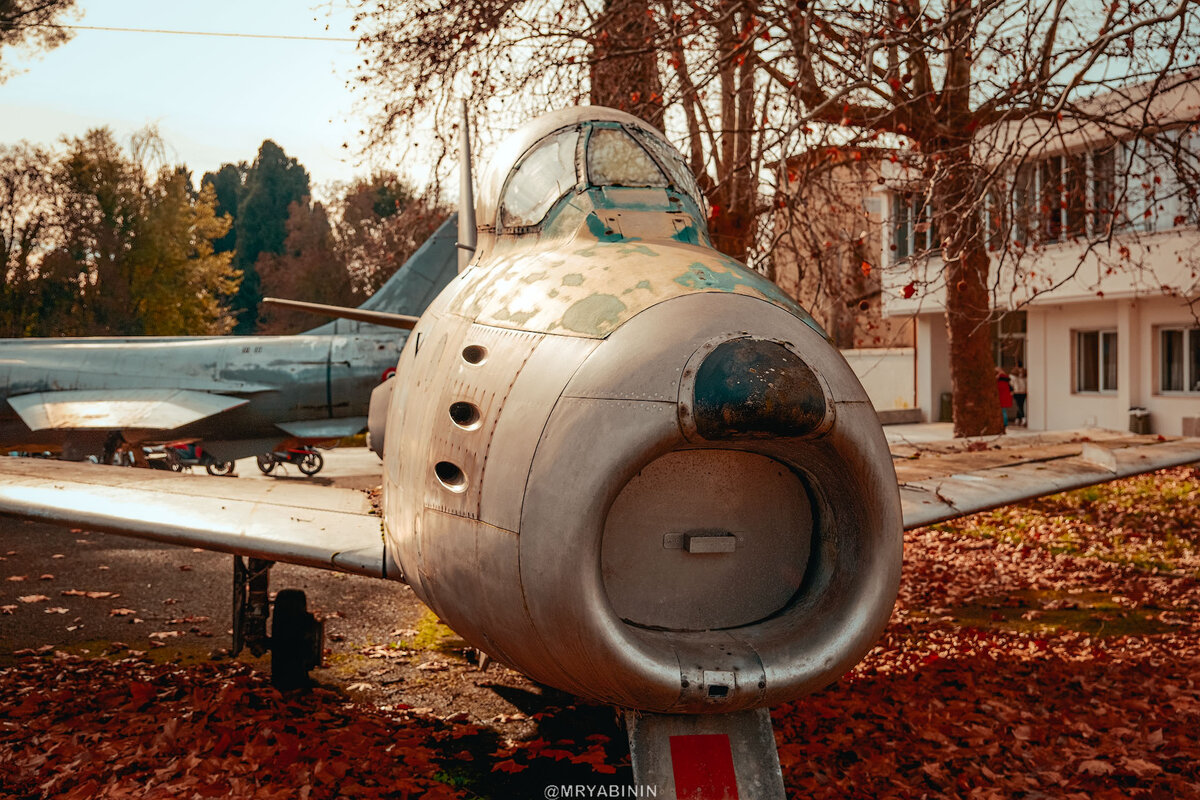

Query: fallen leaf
left=1077, top=759, right=1115, bottom=776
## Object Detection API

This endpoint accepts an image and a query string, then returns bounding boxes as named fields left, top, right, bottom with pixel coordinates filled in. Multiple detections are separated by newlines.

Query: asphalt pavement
left=0, top=447, right=406, bottom=668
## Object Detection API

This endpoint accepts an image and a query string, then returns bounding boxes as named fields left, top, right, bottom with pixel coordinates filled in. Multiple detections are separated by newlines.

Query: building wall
left=773, top=152, right=914, bottom=350
left=1030, top=297, right=1200, bottom=435
left=914, top=315, right=952, bottom=422
left=842, top=348, right=916, bottom=411
left=880, top=195, right=1200, bottom=433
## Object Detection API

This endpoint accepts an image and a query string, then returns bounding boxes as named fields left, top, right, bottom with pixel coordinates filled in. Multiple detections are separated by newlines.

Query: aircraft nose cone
left=690, top=337, right=829, bottom=440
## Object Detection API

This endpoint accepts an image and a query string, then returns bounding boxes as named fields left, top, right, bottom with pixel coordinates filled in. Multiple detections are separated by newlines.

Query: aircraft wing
left=0, top=432, right=1195, bottom=585
left=0, top=457, right=393, bottom=579
left=8, top=389, right=249, bottom=432
left=898, top=433, right=1200, bottom=529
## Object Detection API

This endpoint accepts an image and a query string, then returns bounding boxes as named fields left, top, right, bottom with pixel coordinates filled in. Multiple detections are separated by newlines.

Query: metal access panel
left=601, top=449, right=812, bottom=631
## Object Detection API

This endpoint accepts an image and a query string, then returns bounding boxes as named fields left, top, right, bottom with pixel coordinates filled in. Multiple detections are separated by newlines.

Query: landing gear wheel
left=206, top=460, right=235, bottom=476
left=298, top=451, right=324, bottom=476
left=256, top=454, right=277, bottom=474
left=270, top=589, right=323, bottom=689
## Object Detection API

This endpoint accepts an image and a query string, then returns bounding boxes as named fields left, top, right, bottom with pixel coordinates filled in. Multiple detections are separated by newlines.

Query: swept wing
left=0, top=457, right=390, bottom=579
left=0, top=433, right=1196, bottom=580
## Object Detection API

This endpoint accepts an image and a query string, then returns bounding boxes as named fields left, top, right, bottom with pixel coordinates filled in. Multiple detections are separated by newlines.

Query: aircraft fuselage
left=0, top=331, right=405, bottom=459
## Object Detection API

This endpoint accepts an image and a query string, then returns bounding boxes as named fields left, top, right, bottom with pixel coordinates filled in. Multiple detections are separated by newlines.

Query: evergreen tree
left=230, top=141, right=310, bottom=333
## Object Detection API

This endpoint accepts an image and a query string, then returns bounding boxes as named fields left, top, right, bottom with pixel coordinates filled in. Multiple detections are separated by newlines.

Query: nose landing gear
left=232, top=556, right=324, bottom=689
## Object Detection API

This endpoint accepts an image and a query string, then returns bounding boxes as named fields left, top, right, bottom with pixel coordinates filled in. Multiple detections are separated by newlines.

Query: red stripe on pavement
left=669, top=733, right=739, bottom=800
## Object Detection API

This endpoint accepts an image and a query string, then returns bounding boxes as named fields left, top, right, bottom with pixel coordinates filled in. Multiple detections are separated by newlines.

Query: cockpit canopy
left=476, top=107, right=707, bottom=234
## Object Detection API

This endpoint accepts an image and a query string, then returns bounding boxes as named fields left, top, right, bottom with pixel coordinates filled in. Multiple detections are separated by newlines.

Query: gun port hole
left=434, top=461, right=468, bottom=493
left=461, top=345, right=488, bottom=365
left=449, top=402, right=482, bottom=430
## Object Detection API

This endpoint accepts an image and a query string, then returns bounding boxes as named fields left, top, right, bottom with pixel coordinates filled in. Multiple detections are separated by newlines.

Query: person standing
left=1011, top=366, right=1028, bottom=427
left=996, top=367, right=1014, bottom=429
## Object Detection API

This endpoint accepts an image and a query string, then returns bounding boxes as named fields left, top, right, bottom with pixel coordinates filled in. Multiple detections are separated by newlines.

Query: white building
left=879, top=80, right=1200, bottom=436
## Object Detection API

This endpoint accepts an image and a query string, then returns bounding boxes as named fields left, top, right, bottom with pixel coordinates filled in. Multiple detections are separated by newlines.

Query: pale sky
left=0, top=1, right=394, bottom=193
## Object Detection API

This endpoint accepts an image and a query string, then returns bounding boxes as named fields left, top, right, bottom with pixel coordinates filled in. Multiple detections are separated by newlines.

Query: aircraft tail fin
left=301, top=214, right=458, bottom=334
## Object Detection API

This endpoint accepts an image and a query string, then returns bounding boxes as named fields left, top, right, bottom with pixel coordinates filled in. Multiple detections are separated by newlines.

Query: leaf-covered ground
left=2, top=468, right=1199, bottom=798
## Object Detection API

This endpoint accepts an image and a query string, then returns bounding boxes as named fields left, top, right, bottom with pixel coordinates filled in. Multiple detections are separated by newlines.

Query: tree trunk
left=935, top=147, right=1004, bottom=437
left=945, top=236, right=1004, bottom=436
left=936, top=4, right=1002, bottom=437
left=589, top=0, right=664, bottom=128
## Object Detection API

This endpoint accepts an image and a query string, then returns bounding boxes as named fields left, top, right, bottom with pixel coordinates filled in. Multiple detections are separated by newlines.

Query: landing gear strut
left=232, top=556, right=324, bottom=689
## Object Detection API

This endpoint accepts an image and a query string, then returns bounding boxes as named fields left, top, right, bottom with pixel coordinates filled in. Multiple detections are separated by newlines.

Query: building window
left=1076, top=330, right=1118, bottom=393
left=892, top=193, right=936, bottom=260
left=993, top=311, right=1027, bottom=371
left=1039, top=153, right=1088, bottom=241
left=1160, top=327, right=1200, bottom=392
left=1005, top=132, right=1198, bottom=244
left=1092, top=145, right=1118, bottom=236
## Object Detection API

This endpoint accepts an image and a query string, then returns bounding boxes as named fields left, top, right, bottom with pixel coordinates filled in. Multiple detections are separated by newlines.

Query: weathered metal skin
left=379, top=107, right=903, bottom=713
left=0, top=217, right=459, bottom=460
left=0, top=334, right=393, bottom=458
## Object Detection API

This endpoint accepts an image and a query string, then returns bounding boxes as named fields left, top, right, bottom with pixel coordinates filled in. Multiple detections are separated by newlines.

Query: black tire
left=206, top=460, right=235, bottom=476
left=298, top=451, right=324, bottom=476
left=271, top=589, right=322, bottom=690
left=256, top=454, right=276, bottom=474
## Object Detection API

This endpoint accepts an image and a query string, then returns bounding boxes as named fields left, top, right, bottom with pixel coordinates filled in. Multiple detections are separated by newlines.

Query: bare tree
left=350, top=0, right=1200, bottom=435
left=0, top=0, right=79, bottom=82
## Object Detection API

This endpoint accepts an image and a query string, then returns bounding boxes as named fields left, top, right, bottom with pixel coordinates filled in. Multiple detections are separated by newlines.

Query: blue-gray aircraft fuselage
left=0, top=216, right=458, bottom=462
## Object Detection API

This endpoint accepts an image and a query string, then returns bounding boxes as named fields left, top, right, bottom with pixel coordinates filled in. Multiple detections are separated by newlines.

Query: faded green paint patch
left=674, top=260, right=827, bottom=340
left=548, top=288, right=560, bottom=298
left=622, top=244, right=658, bottom=258
left=671, top=223, right=703, bottom=246
left=562, top=273, right=585, bottom=287
left=493, top=308, right=537, bottom=326
left=585, top=213, right=624, bottom=242
left=562, top=293, right=627, bottom=336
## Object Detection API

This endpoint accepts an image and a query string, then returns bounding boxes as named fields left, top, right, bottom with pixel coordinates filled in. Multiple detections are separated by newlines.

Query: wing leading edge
left=899, top=436, right=1200, bottom=530
left=0, top=457, right=396, bottom=580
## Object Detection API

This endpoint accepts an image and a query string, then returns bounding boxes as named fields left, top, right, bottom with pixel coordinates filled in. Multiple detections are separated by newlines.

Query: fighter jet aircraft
left=1, top=106, right=1198, bottom=798
left=0, top=216, right=458, bottom=467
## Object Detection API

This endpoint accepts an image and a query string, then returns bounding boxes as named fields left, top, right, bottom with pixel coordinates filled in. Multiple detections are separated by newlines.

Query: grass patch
left=943, top=589, right=1178, bottom=637
left=411, top=609, right=464, bottom=652
left=930, top=467, right=1200, bottom=576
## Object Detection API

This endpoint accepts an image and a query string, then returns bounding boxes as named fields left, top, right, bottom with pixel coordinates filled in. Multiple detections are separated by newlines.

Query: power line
left=48, top=23, right=359, bottom=43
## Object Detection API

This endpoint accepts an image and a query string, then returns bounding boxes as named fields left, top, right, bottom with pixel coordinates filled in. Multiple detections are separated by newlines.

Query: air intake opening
left=434, top=461, right=468, bottom=492
left=449, top=401, right=482, bottom=430
left=461, top=345, right=488, bottom=365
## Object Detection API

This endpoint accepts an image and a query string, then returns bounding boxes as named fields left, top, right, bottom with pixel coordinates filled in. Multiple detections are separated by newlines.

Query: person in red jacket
left=996, top=367, right=1014, bottom=429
